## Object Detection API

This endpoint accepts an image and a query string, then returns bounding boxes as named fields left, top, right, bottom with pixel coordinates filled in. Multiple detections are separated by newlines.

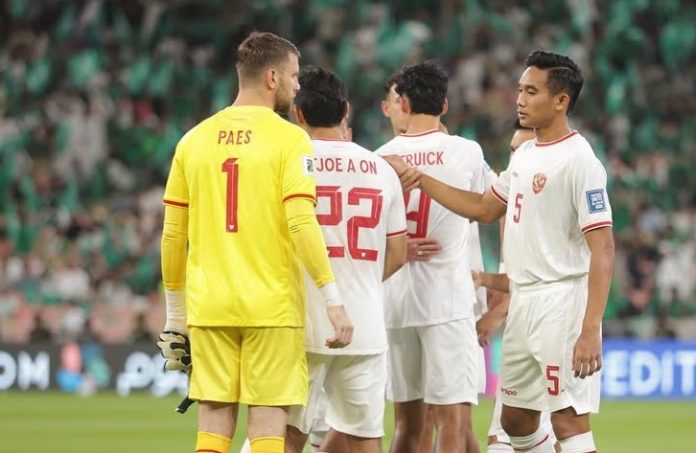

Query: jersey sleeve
left=482, top=159, right=498, bottom=191
left=385, top=166, right=408, bottom=237
left=491, top=164, right=511, bottom=205
left=163, top=141, right=190, bottom=208
left=282, top=129, right=317, bottom=204
left=573, top=152, right=613, bottom=233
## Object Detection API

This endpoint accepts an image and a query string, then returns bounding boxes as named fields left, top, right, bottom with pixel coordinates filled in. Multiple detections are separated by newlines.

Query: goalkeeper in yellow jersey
left=158, top=31, right=353, bottom=453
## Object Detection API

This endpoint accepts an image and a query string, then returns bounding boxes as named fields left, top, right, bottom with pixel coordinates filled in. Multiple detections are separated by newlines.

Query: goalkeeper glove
left=157, top=331, right=192, bottom=372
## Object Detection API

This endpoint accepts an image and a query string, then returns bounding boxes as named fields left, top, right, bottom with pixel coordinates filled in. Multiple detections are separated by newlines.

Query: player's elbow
left=473, top=206, right=501, bottom=224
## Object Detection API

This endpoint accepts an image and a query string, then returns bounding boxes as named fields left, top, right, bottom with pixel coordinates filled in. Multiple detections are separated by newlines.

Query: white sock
left=559, top=431, right=596, bottom=452
left=488, top=441, right=514, bottom=453
left=509, top=424, right=555, bottom=452
left=240, top=438, right=252, bottom=453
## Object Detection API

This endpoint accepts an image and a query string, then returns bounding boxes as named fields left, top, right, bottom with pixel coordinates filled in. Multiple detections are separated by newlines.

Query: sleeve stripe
left=387, top=229, right=408, bottom=238
left=283, top=193, right=317, bottom=203
left=491, top=186, right=508, bottom=205
left=163, top=199, right=189, bottom=208
left=581, top=221, right=613, bottom=233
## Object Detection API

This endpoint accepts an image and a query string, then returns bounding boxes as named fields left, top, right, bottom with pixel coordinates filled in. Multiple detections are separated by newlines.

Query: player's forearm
left=161, top=205, right=189, bottom=331
left=285, top=198, right=335, bottom=288
left=480, top=272, right=510, bottom=294
left=583, top=229, right=615, bottom=333
left=419, top=173, right=501, bottom=223
left=161, top=205, right=188, bottom=290
left=383, top=235, right=407, bottom=281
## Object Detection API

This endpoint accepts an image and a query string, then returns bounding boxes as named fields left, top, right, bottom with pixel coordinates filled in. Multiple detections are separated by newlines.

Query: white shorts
left=387, top=318, right=480, bottom=405
left=487, top=389, right=556, bottom=445
left=287, top=352, right=386, bottom=438
left=499, top=279, right=600, bottom=414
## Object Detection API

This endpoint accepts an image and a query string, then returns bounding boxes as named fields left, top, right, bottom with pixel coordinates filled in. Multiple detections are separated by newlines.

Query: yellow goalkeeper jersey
left=163, top=106, right=317, bottom=327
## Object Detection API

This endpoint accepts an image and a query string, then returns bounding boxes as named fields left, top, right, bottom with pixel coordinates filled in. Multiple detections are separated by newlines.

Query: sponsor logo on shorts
left=500, top=386, right=518, bottom=396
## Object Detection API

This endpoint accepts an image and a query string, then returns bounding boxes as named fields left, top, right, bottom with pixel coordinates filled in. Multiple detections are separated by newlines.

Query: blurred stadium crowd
left=1, top=0, right=695, bottom=344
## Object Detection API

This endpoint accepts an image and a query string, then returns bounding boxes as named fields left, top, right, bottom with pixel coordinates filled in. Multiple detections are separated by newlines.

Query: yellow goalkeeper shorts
left=188, top=326, right=307, bottom=406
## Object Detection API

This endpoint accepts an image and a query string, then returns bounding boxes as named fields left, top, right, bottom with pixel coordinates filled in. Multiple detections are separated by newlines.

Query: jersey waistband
left=510, top=275, right=587, bottom=294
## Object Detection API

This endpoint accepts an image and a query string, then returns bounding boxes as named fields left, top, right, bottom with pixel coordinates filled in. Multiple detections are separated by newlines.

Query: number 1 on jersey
left=222, top=158, right=239, bottom=232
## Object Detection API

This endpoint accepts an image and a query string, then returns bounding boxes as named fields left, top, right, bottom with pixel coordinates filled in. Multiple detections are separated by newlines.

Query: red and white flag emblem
left=532, top=173, right=547, bottom=194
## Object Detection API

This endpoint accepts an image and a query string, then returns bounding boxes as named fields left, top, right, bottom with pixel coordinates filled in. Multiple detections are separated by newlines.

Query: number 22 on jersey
left=316, top=185, right=383, bottom=261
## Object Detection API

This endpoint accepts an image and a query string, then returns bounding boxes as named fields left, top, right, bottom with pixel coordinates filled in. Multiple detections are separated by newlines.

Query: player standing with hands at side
left=385, top=51, right=614, bottom=453
left=157, top=32, right=352, bottom=453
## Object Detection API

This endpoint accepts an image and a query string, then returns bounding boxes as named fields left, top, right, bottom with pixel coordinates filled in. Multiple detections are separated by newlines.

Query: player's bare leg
left=197, top=401, right=238, bottom=452
left=418, top=404, right=435, bottom=453
left=248, top=405, right=289, bottom=452
left=432, top=403, right=464, bottom=452
left=319, top=429, right=350, bottom=453
left=500, top=405, right=554, bottom=453
left=390, top=400, right=427, bottom=453
left=458, top=403, right=479, bottom=453
left=285, top=425, right=308, bottom=453
left=550, top=407, right=594, bottom=453
left=346, top=434, right=382, bottom=453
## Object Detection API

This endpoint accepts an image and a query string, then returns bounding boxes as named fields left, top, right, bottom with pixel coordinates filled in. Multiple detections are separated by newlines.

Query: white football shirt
left=304, top=139, right=407, bottom=354
left=469, top=159, right=498, bottom=320
left=376, top=130, right=485, bottom=328
left=491, top=131, right=613, bottom=287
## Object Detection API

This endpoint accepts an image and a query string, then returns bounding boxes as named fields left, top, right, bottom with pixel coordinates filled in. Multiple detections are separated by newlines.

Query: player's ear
left=266, top=68, right=279, bottom=90
left=442, top=98, right=449, bottom=116
left=400, top=95, right=412, bottom=115
left=555, top=92, right=569, bottom=113
left=380, top=99, right=390, bottom=118
left=343, top=101, right=350, bottom=122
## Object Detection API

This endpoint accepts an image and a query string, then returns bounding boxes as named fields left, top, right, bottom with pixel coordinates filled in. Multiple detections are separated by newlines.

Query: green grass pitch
left=1, top=392, right=694, bottom=452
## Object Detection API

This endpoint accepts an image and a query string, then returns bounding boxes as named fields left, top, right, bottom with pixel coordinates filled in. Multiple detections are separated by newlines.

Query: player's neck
left=534, top=118, right=572, bottom=144
left=404, top=115, right=441, bottom=135
left=307, top=126, right=347, bottom=141
left=232, top=88, right=274, bottom=110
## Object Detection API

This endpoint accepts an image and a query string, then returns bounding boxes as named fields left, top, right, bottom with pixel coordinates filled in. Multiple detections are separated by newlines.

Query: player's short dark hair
left=295, top=66, right=348, bottom=128
left=525, top=50, right=583, bottom=112
left=383, top=71, right=403, bottom=97
left=236, top=31, right=300, bottom=79
left=395, top=60, right=448, bottom=116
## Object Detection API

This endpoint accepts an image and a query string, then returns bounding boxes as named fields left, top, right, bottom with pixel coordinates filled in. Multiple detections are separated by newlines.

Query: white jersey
left=491, top=131, right=613, bottom=287
left=469, top=159, right=498, bottom=320
left=376, top=130, right=485, bottom=328
left=305, top=139, right=407, bottom=354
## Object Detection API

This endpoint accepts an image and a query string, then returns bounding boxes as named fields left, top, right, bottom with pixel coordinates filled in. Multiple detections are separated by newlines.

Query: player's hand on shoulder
left=382, top=155, right=421, bottom=192
left=572, top=328, right=602, bottom=379
left=157, top=331, right=192, bottom=372
left=325, top=305, right=354, bottom=349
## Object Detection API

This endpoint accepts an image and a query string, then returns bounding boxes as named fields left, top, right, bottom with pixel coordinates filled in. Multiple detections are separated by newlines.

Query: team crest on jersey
left=586, top=189, right=607, bottom=213
left=532, top=173, right=547, bottom=194
left=302, top=156, right=315, bottom=175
